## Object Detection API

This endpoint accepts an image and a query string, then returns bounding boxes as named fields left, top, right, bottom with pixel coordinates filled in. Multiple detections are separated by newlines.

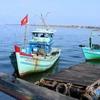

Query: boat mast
left=36, top=12, right=50, bottom=56
left=21, top=14, right=28, bottom=49
left=89, top=32, right=93, bottom=49
left=36, top=12, right=50, bottom=29
left=24, top=25, right=27, bottom=49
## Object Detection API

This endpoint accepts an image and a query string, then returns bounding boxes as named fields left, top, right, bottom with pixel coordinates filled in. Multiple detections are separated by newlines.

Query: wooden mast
left=24, top=24, right=27, bottom=49
left=36, top=13, right=50, bottom=56
left=21, top=14, right=28, bottom=49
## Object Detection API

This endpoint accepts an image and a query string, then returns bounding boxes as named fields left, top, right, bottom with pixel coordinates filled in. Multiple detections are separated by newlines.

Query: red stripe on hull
left=20, top=52, right=33, bottom=57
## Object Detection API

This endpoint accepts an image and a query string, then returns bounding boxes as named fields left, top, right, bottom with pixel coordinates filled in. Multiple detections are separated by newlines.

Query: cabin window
left=33, top=33, right=38, bottom=37
left=35, top=33, right=38, bottom=37
left=50, top=34, right=53, bottom=37
left=32, top=33, right=53, bottom=38
left=40, top=33, right=53, bottom=38
left=40, top=33, right=45, bottom=37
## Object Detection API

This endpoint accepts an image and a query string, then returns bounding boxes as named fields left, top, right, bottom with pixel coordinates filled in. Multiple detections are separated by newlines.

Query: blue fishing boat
left=10, top=14, right=61, bottom=77
left=79, top=31, right=100, bottom=61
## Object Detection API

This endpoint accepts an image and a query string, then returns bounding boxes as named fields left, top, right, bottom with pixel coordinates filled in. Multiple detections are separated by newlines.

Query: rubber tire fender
left=56, top=83, right=68, bottom=95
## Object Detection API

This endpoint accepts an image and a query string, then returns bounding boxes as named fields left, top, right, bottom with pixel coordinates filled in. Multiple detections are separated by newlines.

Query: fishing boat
left=10, top=14, right=61, bottom=77
left=79, top=31, right=100, bottom=61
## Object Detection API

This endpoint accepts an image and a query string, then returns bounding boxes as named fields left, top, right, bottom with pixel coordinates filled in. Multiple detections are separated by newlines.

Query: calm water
left=0, top=26, right=100, bottom=99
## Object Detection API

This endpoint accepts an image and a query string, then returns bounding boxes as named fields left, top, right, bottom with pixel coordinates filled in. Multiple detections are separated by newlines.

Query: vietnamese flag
left=21, top=14, right=28, bottom=26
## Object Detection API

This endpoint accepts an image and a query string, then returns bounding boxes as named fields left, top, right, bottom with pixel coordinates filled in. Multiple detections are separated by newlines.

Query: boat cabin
left=26, top=29, right=56, bottom=55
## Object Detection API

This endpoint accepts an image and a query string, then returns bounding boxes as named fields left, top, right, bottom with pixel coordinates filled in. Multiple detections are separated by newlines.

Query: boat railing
left=92, top=44, right=100, bottom=50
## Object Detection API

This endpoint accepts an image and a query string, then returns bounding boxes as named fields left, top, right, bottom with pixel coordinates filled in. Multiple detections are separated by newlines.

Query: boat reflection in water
left=86, top=60, right=100, bottom=65
left=19, top=58, right=60, bottom=83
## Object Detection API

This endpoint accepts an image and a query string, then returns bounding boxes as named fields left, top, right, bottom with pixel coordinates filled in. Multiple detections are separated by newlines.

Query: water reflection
left=86, top=60, right=100, bottom=65
left=21, top=58, right=60, bottom=83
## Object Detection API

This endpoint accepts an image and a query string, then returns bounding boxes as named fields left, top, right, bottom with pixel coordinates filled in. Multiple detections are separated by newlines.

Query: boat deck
left=44, top=62, right=100, bottom=86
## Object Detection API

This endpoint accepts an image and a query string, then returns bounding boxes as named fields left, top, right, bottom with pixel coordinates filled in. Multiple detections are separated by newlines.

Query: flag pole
left=24, top=24, right=27, bottom=49
left=21, top=14, right=28, bottom=49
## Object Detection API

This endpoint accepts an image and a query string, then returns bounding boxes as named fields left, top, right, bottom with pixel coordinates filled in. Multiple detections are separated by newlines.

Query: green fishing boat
left=79, top=31, right=100, bottom=61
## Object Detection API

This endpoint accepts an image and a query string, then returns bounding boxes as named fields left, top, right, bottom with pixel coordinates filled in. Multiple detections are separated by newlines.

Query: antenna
left=36, top=12, right=50, bottom=29
left=44, top=12, right=49, bottom=19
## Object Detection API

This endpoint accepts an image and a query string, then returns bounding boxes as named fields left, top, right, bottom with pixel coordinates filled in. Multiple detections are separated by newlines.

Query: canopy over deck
left=31, top=28, right=56, bottom=34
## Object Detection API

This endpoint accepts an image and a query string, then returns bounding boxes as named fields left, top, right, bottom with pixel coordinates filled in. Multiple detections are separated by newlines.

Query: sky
left=0, top=0, right=100, bottom=26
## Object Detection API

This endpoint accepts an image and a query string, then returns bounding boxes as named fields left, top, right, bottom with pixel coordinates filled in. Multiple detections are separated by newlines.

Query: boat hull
left=10, top=48, right=61, bottom=77
left=81, top=47, right=100, bottom=61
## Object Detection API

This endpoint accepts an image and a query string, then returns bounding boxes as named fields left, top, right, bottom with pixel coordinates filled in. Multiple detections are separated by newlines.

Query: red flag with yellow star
left=21, top=14, right=28, bottom=26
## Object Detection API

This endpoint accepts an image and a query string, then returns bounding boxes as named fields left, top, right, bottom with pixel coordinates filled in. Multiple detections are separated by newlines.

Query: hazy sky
left=0, top=0, right=100, bottom=26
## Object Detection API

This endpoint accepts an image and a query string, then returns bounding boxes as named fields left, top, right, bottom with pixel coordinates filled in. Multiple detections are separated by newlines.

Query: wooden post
left=24, top=25, right=27, bottom=49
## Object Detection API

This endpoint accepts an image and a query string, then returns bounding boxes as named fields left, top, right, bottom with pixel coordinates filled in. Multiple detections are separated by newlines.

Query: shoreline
left=0, top=24, right=100, bottom=29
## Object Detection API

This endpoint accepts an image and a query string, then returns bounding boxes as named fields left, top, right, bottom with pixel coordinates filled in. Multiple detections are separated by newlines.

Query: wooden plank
left=0, top=72, right=77, bottom=100
left=45, top=62, right=100, bottom=86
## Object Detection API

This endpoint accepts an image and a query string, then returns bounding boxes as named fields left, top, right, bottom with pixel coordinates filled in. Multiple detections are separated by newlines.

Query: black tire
left=56, top=83, right=68, bottom=95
